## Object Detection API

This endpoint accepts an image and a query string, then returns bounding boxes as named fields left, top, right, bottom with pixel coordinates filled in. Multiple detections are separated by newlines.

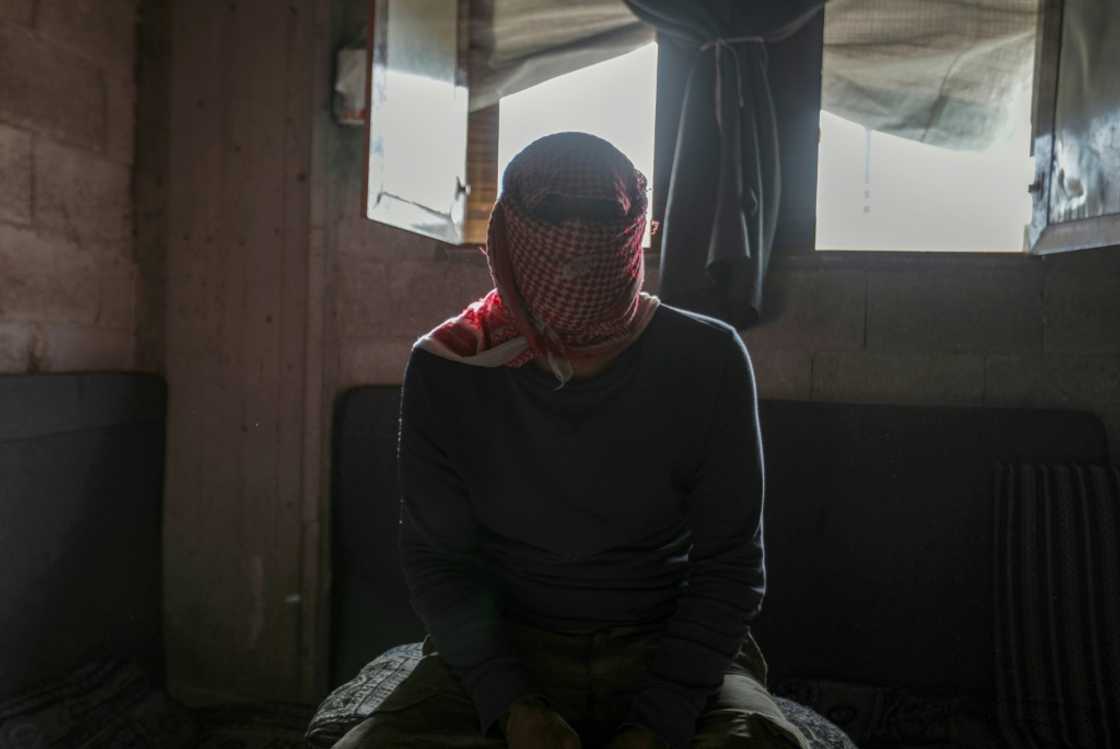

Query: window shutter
left=1030, top=0, right=1120, bottom=254
left=365, top=0, right=471, bottom=244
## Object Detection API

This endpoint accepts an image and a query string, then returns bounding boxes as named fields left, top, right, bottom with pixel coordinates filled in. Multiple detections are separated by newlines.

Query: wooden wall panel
left=164, top=0, right=324, bottom=704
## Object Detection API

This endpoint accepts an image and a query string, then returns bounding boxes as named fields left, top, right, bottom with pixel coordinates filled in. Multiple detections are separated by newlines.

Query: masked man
left=336, top=133, right=807, bottom=749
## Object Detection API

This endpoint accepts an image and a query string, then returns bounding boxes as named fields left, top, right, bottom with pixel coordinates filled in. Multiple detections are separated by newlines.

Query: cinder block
left=1045, top=270, right=1120, bottom=354
left=985, top=354, right=1120, bottom=411
left=983, top=354, right=1046, bottom=408
left=740, top=270, right=865, bottom=352
left=1043, top=246, right=1120, bottom=275
left=336, top=215, right=442, bottom=262
left=34, top=138, right=131, bottom=242
left=37, top=323, right=134, bottom=370
left=338, top=260, right=392, bottom=338
left=0, top=225, right=49, bottom=278
left=0, top=0, right=34, bottom=26
left=812, top=351, right=985, bottom=405
left=386, top=260, right=484, bottom=338
left=97, top=272, right=136, bottom=329
left=0, top=123, right=31, bottom=224
left=0, top=267, right=100, bottom=324
left=867, top=267, right=1042, bottom=353
left=0, top=226, right=134, bottom=334
left=749, top=349, right=812, bottom=401
left=104, top=73, right=136, bottom=165
left=0, top=321, right=34, bottom=372
left=1047, top=356, right=1120, bottom=408
left=0, top=26, right=105, bottom=151
left=0, top=225, right=132, bottom=283
left=0, top=224, right=133, bottom=281
left=339, top=337, right=414, bottom=387
left=37, top=0, right=138, bottom=74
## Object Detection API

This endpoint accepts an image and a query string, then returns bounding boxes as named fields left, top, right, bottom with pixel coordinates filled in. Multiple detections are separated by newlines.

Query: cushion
left=0, top=661, right=196, bottom=748
left=306, top=643, right=858, bottom=749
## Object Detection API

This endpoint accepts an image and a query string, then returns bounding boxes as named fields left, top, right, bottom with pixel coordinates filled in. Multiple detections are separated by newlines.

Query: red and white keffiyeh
left=416, top=132, right=660, bottom=385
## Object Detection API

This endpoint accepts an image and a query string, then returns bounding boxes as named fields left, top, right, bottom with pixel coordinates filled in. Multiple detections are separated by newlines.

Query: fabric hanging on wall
left=993, top=463, right=1120, bottom=748
left=823, top=0, right=1040, bottom=150
left=469, top=0, right=654, bottom=111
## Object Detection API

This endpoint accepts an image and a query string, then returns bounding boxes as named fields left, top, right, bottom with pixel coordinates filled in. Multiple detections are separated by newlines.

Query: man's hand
left=605, top=725, right=669, bottom=749
left=504, top=699, right=581, bottom=749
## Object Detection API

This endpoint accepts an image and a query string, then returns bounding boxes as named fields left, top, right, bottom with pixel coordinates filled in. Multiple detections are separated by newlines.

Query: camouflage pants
left=334, top=620, right=808, bottom=749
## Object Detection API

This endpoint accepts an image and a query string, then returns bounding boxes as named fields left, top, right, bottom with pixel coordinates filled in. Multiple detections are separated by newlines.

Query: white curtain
left=469, top=0, right=1040, bottom=150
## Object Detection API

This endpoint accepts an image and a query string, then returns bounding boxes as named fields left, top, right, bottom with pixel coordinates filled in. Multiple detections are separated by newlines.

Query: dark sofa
left=0, top=373, right=311, bottom=747
left=323, top=386, right=1112, bottom=747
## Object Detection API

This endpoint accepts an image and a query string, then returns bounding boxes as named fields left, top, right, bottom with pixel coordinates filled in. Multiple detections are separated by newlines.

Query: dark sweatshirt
left=397, top=303, right=765, bottom=749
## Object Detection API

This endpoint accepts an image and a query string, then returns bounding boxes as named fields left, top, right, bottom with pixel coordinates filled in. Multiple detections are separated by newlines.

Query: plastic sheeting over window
left=468, top=0, right=1039, bottom=151
left=823, top=0, right=1039, bottom=151
left=468, top=0, right=654, bottom=111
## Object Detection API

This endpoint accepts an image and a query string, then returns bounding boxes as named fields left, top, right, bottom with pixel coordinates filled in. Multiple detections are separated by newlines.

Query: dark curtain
left=993, top=463, right=1120, bottom=748
left=625, top=1, right=823, bottom=327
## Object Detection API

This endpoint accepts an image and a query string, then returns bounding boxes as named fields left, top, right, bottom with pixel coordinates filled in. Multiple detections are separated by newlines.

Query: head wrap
left=416, top=132, right=660, bottom=385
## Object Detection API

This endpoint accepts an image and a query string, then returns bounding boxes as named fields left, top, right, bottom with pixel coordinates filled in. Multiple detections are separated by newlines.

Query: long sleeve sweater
left=397, top=303, right=765, bottom=749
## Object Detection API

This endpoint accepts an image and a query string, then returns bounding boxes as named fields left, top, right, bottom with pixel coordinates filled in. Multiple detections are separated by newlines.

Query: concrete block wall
left=0, top=0, right=141, bottom=373
left=741, top=252, right=1120, bottom=461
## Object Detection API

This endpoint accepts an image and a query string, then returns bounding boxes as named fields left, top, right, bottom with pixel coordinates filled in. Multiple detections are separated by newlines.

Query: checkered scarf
left=416, top=132, right=659, bottom=385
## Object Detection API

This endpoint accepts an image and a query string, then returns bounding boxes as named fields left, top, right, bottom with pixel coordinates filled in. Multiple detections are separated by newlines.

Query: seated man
left=337, top=133, right=806, bottom=749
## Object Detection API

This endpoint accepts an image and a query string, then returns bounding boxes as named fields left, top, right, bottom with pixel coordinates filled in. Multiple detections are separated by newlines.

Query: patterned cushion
left=307, top=644, right=422, bottom=747
left=0, top=661, right=196, bottom=748
left=307, top=643, right=858, bottom=749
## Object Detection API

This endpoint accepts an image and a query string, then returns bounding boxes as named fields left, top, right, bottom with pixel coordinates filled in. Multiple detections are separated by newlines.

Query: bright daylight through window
left=815, top=79, right=1036, bottom=253
left=497, top=43, right=658, bottom=246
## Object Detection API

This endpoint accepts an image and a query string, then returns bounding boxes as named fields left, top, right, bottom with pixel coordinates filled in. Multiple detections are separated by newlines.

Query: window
left=813, top=2, right=1039, bottom=254
left=496, top=43, right=658, bottom=245
left=363, top=0, right=657, bottom=247
left=365, top=0, right=1120, bottom=257
left=815, top=89, right=1035, bottom=253
left=813, top=0, right=1120, bottom=256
